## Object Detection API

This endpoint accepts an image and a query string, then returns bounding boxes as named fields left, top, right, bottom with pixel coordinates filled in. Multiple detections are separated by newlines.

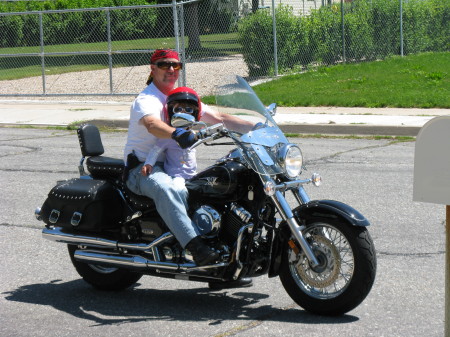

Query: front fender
left=296, top=199, right=370, bottom=227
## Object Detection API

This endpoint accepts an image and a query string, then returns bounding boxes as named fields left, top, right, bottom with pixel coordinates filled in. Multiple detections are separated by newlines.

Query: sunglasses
left=173, top=106, right=196, bottom=114
left=154, top=61, right=183, bottom=70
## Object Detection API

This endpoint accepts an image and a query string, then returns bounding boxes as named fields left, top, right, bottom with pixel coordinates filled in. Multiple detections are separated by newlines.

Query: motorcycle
left=35, top=75, right=376, bottom=316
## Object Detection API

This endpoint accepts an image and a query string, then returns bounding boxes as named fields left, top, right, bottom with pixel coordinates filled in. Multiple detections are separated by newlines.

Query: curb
left=84, top=119, right=420, bottom=137
left=1, top=119, right=420, bottom=137
left=280, top=124, right=420, bottom=137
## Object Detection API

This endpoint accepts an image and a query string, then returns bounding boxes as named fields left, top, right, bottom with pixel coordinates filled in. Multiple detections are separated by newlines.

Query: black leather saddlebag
left=40, top=178, right=124, bottom=231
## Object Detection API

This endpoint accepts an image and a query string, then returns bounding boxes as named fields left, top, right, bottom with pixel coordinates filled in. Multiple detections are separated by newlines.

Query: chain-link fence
left=0, top=0, right=447, bottom=98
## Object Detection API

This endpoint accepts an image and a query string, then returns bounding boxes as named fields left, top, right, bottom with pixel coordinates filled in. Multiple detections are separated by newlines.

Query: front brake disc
left=293, top=235, right=341, bottom=288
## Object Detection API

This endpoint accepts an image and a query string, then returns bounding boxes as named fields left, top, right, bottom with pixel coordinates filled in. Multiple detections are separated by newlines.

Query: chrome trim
left=42, top=227, right=174, bottom=252
left=271, top=191, right=319, bottom=267
left=74, top=249, right=227, bottom=272
left=42, top=227, right=117, bottom=248
left=230, top=203, right=252, bottom=223
left=118, top=232, right=174, bottom=251
left=277, top=144, right=302, bottom=177
left=78, top=157, right=86, bottom=176
left=75, top=250, right=156, bottom=269
left=296, top=186, right=311, bottom=204
left=273, top=178, right=311, bottom=192
left=232, top=223, right=254, bottom=280
left=35, top=207, right=42, bottom=221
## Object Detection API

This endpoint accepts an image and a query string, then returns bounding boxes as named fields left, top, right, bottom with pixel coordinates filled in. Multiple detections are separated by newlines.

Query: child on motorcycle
left=140, top=86, right=202, bottom=181
left=139, top=86, right=229, bottom=268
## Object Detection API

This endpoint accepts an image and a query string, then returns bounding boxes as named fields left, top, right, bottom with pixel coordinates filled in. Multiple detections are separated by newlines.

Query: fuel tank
left=186, top=160, right=248, bottom=200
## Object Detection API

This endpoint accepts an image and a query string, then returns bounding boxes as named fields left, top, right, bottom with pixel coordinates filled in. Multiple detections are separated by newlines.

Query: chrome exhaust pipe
left=43, top=227, right=228, bottom=271
left=42, top=227, right=173, bottom=251
left=74, top=249, right=227, bottom=271
left=42, top=227, right=117, bottom=248
left=74, top=250, right=180, bottom=270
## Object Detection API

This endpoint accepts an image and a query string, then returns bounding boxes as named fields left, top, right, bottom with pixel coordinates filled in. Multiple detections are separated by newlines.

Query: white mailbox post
left=413, top=116, right=450, bottom=336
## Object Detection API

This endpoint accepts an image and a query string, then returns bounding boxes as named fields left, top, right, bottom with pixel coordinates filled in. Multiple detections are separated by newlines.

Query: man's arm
left=141, top=114, right=175, bottom=139
left=142, top=114, right=198, bottom=149
left=202, top=110, right=254, bottom=134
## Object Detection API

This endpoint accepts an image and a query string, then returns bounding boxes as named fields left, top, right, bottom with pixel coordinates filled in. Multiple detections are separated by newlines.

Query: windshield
left=214, top=75, right=291, bottom=176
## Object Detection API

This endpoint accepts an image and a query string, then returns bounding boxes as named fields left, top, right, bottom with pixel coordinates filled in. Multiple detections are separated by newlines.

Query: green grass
left=287, top=133, right=416, bottom=142
left=0, top=33, right=239, bottom=80
left=251, top=52, right=449, bottom=109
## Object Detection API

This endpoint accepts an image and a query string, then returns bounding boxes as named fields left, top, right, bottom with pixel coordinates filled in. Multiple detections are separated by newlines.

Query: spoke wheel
left=289, top=226, right=354, bottom=299
left=279, top=217, right=376, bottom=316
left=68, top=244, right=143, bottom=291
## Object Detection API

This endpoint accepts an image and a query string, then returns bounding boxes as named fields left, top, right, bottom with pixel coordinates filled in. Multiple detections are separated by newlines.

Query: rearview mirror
left=171, top=113, right=195, bottom=128
left=267, top=103, right=277, bottom=116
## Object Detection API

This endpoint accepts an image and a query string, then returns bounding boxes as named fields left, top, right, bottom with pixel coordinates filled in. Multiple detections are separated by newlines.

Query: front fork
left=270, top=187, right=320, bottom=267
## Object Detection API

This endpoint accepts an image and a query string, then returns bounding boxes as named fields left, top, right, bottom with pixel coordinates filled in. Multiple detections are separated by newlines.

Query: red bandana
left=150, top=49, right=179, bottom=64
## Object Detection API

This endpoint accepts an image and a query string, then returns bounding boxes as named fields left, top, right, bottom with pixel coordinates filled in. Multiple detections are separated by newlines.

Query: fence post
left=179, top=2, right=186, bottom=87
left=341, top=0, right=346, bottom=63
left=172, top=0, right=185, bottom=86
left=106, top=9, right=114, bottom=94
left=272, top=0, right=278, bottom=77
left=39, top=13, right=46, bottom=95
left=399, top=0, right=403, bottom=56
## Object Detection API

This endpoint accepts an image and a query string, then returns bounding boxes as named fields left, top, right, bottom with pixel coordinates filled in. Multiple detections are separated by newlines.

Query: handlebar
left=189, top=123, right=227, bottom=150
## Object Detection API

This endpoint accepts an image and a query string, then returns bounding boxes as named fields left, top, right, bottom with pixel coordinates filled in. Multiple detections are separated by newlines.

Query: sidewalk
left=0, top=100, right=448, bottom=136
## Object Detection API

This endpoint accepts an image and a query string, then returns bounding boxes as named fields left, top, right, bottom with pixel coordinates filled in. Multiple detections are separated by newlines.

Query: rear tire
left=68, top=244, right=143, bottom=291
left=279, top=217, right=376, bottom=316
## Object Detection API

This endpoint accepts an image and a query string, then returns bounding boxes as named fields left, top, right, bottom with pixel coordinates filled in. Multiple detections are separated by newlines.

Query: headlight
left=278, top=144, right=303, bottom=178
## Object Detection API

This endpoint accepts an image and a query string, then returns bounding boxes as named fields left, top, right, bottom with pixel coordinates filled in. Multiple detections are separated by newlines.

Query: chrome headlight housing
left=278, top=144, right=303, bottom=179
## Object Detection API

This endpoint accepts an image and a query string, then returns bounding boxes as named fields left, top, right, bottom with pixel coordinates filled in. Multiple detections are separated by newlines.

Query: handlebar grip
left=198, top=123, right=224, bottom=139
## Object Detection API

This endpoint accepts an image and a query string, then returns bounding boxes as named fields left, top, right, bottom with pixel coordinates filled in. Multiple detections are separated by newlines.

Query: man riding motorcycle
left=123, top=49, right=253, bottom=288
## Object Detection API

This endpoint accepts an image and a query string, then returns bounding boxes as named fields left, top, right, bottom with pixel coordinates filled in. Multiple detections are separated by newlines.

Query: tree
left=252, top=0, right=259, bottom=12
left=184, top=0, right=202, bottom=52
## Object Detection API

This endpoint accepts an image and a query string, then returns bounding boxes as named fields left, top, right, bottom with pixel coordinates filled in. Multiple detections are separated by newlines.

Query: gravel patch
left=0, top=55, right=248, bottom=102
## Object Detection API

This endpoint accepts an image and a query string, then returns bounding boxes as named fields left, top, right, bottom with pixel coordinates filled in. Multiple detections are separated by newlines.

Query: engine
left=192, top=203, right=252, bottom=246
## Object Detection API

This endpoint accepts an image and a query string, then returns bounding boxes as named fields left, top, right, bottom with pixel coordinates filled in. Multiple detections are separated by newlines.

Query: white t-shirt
left=124, top=82, right=166, bottom=164
left=123, top=82, right=213, bottom=165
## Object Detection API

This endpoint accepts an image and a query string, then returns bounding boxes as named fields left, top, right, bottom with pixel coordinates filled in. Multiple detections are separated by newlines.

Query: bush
left=198, top=0, right=236, bottom=35
left=403, top=0, right=449, bottom=54
left=237, top=8, right=273, bottom=76
left=237, top=0, right=449, bottom=76
left=0, top=0, right=157, bottom=47
left=237, top=5, right=302, bottom=77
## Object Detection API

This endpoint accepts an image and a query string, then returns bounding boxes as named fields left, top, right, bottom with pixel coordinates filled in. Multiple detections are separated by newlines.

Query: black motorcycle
left=35, top=75, right=376, bottom=316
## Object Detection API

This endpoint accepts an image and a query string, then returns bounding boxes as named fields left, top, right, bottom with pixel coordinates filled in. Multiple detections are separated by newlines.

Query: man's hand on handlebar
left=171, top=128, right=198, bottom=149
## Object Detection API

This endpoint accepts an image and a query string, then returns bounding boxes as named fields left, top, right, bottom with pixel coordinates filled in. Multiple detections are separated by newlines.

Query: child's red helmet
left=165, top=87, right=202, bottom=124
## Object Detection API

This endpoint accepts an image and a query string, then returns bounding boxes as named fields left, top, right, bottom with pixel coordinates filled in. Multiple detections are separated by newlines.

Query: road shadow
left=3, top=279, right=359, bottom=326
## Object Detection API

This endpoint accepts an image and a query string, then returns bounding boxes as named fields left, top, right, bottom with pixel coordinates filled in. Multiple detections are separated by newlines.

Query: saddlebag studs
left=39, top=178, right=124, bottom=231
left=49, top=209, right=60, bottom=224
left=70, top=212, right=83, bottom=226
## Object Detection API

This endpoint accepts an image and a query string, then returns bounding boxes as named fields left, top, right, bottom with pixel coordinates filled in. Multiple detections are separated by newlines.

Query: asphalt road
left=0, top=128, right=445, bottom=337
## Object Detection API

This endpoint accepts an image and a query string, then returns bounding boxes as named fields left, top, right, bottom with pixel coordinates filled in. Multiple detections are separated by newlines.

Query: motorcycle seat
left=120, top=181, right=156, bottom=211
left=86, top=156, right=124, bottom=179
left=77, top=124, right=125, bottom=179
left=77, top=123, right=155, bottom=211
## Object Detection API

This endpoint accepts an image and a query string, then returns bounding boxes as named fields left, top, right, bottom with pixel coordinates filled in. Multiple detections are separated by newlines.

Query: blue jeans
left=126, top=162, right=200, bottom=248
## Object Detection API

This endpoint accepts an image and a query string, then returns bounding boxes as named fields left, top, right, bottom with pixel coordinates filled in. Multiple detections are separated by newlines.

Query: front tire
left=68, top=244, right=143, bottom=291
left=279, top=217, right=376, bottom=316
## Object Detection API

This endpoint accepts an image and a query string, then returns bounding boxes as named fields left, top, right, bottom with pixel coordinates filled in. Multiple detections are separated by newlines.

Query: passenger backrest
left=77, top=124, right=104, bottom=157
